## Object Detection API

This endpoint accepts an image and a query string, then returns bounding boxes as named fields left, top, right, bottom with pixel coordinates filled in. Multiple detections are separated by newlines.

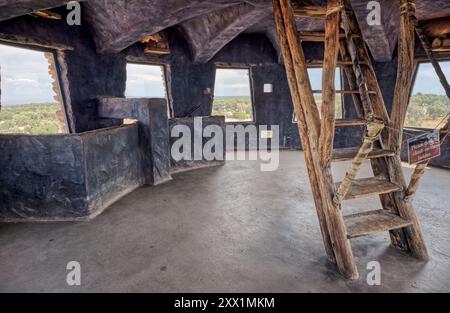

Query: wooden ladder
left=273, top=0, right=428, bottom=279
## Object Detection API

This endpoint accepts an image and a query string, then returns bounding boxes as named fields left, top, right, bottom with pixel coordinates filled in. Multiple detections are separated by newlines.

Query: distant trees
left=406, top=93, right=450, bottom=128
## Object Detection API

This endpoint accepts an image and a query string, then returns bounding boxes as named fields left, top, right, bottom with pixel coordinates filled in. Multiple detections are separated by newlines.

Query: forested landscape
left=406, top=93, right=450, bottom=128
left=0, top=93, right=448, bottom=135
left=0, top=103, right=65, bottom=134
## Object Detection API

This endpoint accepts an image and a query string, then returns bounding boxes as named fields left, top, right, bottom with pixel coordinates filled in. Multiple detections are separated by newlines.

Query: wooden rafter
left=30, top=10, right=61, bottom=20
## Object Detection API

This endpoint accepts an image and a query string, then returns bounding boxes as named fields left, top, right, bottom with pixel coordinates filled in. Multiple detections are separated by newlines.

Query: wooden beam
left=312, top=90, right=376, bottom=94
left=319, top=0, right=341, bottom=166
left=362, top=0, right=428, bottom=261
left=274, top=0, right=359, bottom=280
left=272, top=0, right=336, bottom=264
left=0, top=32, right=73, bottom=51
left=299, top=31, right=346, bottom=42
left=292, top=4, right=327, bottom=19
left=405, top=3, right=450, bottom=202
left=30, top=10, right=61, bottom=20
left=389, top=0, right=417, bottom=152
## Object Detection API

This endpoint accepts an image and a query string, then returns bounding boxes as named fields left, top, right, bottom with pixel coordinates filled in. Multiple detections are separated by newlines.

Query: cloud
left=0, top=44, right=56, bottom=106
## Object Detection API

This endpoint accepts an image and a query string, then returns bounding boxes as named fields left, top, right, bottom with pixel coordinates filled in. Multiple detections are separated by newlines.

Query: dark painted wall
left=0, top=125, right=143, bottom=221
left=169, top=116, right=226, bottom=173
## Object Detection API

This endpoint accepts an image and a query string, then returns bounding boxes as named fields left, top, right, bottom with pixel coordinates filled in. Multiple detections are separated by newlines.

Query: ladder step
left=332, top=147, right=395, bottom=162
left=344, top=210, right=412, bottom=239
left=335, top=118, right=366, bottom=126
left=312, top=90, right=376, bottom=95
left=335, top=177, right=401, bottom=200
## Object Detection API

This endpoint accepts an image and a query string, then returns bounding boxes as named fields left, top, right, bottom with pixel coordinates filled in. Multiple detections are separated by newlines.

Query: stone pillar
left=97, top=97, right=172, bottom=185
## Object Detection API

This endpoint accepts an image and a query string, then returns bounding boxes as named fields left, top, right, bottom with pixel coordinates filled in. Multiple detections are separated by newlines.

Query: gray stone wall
left=0, top=125, right=143, bottom=221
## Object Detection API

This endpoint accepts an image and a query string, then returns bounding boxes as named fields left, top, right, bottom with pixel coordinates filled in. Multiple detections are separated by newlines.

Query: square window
left=212, top=68, right=254, bottom=123
left=406, top=61, right=450, bottom=129
left=0, top=43, right=68, bottom=134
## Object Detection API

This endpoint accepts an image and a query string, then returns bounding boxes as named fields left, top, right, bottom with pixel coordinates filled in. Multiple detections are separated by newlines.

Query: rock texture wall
left=0, top=125, right=143, bottom=221
left=97, top=97, right=172, bottom=186
left=169, top=116, right=226, bottom=173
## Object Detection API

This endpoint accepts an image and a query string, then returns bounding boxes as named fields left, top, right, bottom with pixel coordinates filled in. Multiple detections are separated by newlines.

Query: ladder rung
left=344, top=210, right=412, bottom=239
left=332, top=147, right=395, bottom=162
left=312, top=90, right=376, bottom=95
left=335, top=118, right=366, bottom=126
left=335, top=177, right=401, bottom=200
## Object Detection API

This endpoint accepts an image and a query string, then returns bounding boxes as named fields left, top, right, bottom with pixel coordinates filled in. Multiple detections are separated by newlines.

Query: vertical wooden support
left=272, top=0, right=335, bottom=263
left=404, top=2, right=450, bottom=202
left=389, top=0, right=417, bottom=152
left=319, top=0, right=341, bottom=166
left=371, top=0, right=428, bottom=260
left=273, top=0, right=359, bottom=279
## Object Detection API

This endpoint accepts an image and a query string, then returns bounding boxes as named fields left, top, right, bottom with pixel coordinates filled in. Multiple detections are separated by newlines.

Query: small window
left=406, top=62, right=450, bottom=129
left=0, top=43, right=67, bottom=135
left=212, top=67, right=254, bottom=123
left=307, top=67, right=343, bottom=119
left=125, top=63, right=167, bottom=99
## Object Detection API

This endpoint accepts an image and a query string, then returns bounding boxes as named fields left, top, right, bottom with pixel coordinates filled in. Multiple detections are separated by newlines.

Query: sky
left=307, top=68, right=342, bottom=90
left=214, top=68, right=252, bottom=97
left=411, top=62, right=450, bottom=95
left=0, top=44, right=56, bottom=106
left=125, top=63, right=166, bottom=98
left=2, top=41, right=450, bottom=106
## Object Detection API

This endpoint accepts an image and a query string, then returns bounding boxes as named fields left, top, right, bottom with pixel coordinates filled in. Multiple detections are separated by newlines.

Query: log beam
left=389, top=0, right=417, bottom=152
left=319, top=0, right=341, bottom=166
left=274, top=0, right=359, bottom=279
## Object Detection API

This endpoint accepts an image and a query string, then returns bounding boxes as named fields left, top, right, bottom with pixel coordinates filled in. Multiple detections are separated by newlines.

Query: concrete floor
left=1, top=151, right=450, bottom=292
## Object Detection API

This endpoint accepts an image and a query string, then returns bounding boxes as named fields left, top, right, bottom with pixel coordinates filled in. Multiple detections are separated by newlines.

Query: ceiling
left=1, top=0, right=450, bottom=63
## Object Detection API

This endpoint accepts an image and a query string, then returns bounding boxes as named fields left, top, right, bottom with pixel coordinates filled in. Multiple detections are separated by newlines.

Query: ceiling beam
left=179, top=3, right=271, bottom=63
left=0, top=0, right=77, bottom=22
left=83, top=0, right=244, bottom=54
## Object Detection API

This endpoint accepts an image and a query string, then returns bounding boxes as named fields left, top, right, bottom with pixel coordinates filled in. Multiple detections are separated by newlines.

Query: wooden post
left=272, top=0, right=335, bottom=263
left=319, top=0, right=341, bottom=166
left=273, top=0, right=359, bottom=279
left=404, top=3, right=450, bottom=202
left=389, top=0, right=417, bottom=152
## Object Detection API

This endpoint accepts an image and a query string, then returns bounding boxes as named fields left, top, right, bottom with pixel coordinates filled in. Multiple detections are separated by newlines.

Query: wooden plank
left=299, top=31, right=346, bottom=42
left=344, top=210, right=412, bottom=238
left=332, top=147, right=395, bottom=162
left=312, top=90, right=376, bottom=94
left=292, top=5, right=327, bottom=19
left=30, top=10, right=62, bottom=20
left=335, top=118, right=365, bottom=127
left=335, top=177, right=401, bottom=200
left=0, top=33, right=73, bottom=51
